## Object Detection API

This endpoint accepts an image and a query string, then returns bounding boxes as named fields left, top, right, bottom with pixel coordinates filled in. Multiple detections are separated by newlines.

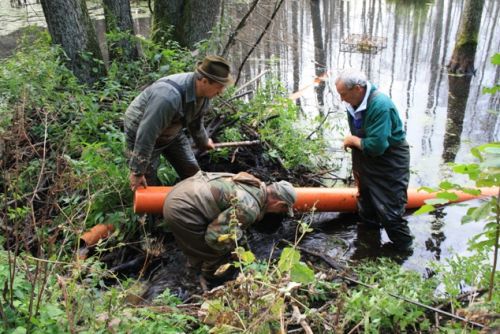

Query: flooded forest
left=0, top=0, right=499, bottom=332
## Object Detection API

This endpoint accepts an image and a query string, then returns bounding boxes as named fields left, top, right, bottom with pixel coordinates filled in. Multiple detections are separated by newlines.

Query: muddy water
left=2, top=0, right=498, bottom=285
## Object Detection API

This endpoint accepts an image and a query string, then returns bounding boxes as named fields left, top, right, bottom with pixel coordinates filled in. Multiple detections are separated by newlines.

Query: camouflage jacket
left=204, top=172, right=267, bottom=253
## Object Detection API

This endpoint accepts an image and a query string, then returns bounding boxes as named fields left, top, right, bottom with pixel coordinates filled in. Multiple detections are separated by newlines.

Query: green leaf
left=462, top=188, right=482, bottom=196
left=438, top=181, right=456, bottom=190
left=43, top=304, right=64, bottom=318
left=425, top=198, right=449, bottom=205
left=482, top=85, right=500, bottom=95
left=480, top=157, right=500, bottom=168
left=418, top=186, right=436, bottom=193
left=482, top=143, right=500, bottom=154
left=278, top=247, right=301, bottom=272
left=436, top=192, right=459, bottom=201
left=290, top=262, right=315, bottom=284
left=469, top=201, right=494, bottom=221
left=452, top=164, right=480, bottom=175
left=461, top=214, right=473, bottom=224
left=413, top=204, right=435, bottom=215
left=491, top=53, right=500, bottom=65
left=240, top=250, right=256, bottom=265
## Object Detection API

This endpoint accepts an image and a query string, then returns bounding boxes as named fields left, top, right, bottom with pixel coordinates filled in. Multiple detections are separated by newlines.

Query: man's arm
left=128, top=88, right=182, bottom=190
left=205, top=202, right=258, bottom=253
left=187, top=115, right=214, bottom=151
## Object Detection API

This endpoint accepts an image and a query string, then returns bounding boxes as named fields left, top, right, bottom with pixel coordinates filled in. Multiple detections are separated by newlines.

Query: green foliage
left=0, top=246, right=207, bottom=334
left=218, top=79, right=330, bottom=169
left=200, top=214, right=317, bottom=331
left=482, top=53, right=500, bottom=95
left=340, top=258, right=433, bottom=332
left=3, top=23, right=497, bottom=334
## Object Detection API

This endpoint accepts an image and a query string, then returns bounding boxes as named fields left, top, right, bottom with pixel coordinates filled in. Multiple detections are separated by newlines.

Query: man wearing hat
left=162, top=171, right=296, bottom=281
left=125, top=55, right=233, bottom=191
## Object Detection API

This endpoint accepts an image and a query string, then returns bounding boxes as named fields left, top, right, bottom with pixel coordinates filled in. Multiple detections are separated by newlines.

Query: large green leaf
left=290, top=262, right=315, bottom=284
left=413, top=204, right=435, bottom=215
left=278, top=247, right=301, bottom=272
left=468, top=201, right=495, bottom=222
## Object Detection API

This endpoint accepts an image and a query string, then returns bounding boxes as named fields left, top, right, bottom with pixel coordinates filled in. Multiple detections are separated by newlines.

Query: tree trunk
left=442, top=75, right=472, bottom=162
left=40, top=0, right=106, bottom=84
left=447, top=0, right=484, bottom=75
left=152, top=0, right=221, bottom=48
left=102, top=0, right=139, bottom=61
left=310, top=0, right=325, bottom=110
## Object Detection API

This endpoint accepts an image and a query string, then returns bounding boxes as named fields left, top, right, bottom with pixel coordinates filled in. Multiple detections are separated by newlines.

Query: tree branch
left=222, top=0, right=261, bottom=57
left=235, top=0, right=286, bottom=85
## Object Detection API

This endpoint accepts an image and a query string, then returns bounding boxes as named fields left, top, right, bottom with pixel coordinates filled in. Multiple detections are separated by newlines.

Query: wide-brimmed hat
left=270, top=181, right=297, bottom=217
left=196, top=55, right=234, bottom=86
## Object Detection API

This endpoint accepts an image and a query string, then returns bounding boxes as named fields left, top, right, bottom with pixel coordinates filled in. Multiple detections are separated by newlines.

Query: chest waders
left=351, top=92, right=413, bottom=250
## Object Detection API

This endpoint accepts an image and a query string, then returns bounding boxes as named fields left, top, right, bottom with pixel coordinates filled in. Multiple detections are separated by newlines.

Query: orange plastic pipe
left=134, top=186, right=498, bottom=215
left=80, top=223, right=115, bottom=247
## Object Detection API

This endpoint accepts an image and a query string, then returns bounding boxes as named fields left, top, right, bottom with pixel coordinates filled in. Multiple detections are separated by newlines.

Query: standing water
left=223, top=0, right=499, bottom=272
left=1, top=0, right=498, bottom=272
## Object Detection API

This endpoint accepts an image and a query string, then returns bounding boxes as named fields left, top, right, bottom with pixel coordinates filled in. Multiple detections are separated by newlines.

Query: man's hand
left=205, top=138, right=215, bottom=151
left=343, top=135, right=362, bottom=151
left=129, top=173, right=147, bottom=191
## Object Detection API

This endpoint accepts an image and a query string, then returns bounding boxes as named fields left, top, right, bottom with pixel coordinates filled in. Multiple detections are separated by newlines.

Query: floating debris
left=340, top=34, right=387, bottom=54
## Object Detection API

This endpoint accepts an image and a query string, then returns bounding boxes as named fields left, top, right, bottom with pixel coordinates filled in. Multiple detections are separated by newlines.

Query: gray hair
left=335, top=69, right=368, bottom=89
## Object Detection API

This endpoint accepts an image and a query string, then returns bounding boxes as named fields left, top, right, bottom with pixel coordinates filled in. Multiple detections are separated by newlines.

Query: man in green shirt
left=335, top=69, right=413, bottom=251
left=162, top=171, right=297, bottom=280
left=125, top=56, right=233, bottom=191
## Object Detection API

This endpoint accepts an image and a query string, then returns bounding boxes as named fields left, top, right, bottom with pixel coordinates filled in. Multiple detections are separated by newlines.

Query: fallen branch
left=214, top=140, right=261, bottom=149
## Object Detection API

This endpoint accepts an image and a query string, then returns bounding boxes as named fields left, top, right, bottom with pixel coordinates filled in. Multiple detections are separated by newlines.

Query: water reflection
left=224, top=0, right=499, bottom=187
left=1, top=0, right=498, bottom=270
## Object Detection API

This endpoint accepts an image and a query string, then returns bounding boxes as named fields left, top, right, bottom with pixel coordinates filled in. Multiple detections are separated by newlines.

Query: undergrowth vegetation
left=0, top=31, right=498, bottom=333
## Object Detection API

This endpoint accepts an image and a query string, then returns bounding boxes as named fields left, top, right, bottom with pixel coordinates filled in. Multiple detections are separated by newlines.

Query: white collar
left=345, top=81, right=371, bottom=119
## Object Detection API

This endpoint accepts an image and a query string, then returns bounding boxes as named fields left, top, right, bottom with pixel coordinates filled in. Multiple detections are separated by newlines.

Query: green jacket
left=124, top=73, right=210, bottom=174
left=348, top=84, right=406, bottom=156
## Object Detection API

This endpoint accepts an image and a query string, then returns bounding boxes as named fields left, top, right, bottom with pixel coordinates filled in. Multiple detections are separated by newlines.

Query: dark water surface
left=2, top=0, right=498, bottom=273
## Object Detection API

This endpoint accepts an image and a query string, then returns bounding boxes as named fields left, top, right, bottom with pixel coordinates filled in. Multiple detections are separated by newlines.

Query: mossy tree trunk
left=152, top=0, right=221, bottom=48
left=102, top=0, right=139, bottom=61
left=442, top=75, right=471, bottom=162
left=447, top=0, right=484, bottom=75
left=40, top=0, right=106, bottom=84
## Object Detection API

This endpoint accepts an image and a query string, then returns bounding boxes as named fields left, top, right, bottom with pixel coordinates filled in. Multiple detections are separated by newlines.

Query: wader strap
left=165, top=79, right=187, bottom=127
